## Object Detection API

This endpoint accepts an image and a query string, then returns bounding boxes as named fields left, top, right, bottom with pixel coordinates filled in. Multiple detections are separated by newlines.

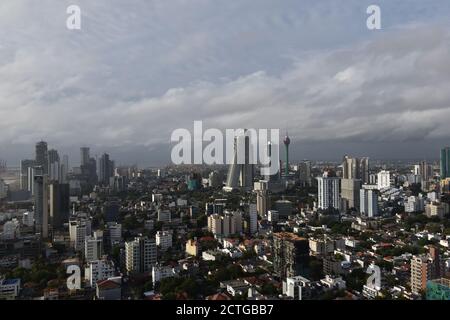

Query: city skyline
left=1, top=140, right=448, bottom=169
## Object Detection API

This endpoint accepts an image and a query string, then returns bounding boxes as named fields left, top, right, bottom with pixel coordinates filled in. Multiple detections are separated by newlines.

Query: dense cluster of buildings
left=0, top=140, right=450, bottom=300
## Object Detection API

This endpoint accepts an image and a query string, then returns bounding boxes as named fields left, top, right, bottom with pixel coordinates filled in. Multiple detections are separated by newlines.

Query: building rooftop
left=206, top=293, right=231, bottom=301
left=1, top=278, right=20, bottom=285
left=97, top=279, right=121, bottom=290
left=273, top=232, right=307, bottom=242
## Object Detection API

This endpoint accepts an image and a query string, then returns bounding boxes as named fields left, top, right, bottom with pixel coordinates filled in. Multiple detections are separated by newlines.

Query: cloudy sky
left=1, top=0, right=450, bottom=167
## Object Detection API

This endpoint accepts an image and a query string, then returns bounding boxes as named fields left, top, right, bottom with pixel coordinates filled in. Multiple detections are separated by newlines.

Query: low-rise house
left=320, top=275, right=346, bottom=291
left=220, top=280, right=250, bottom=297
left=96, top=277, right=122, bottom=300
left=202, top=250, right=224, bottom=261
left=152, top=265, right=179, bottom=285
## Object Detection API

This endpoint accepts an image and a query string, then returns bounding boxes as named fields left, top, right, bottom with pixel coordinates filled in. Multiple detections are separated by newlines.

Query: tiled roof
left=97, top=279, right=121, bottom=290
left=206, top=293, right=231, bottom=300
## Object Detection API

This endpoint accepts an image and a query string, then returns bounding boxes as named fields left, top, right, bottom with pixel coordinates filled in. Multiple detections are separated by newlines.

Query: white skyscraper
left=360, top=189, right=379, bottom=217
left=207, top=211, right=243, bottom=236
left=20, top=159, right=35, bottom=191
left=224, top=131, right=255, bottom=192
left=317, top=172, right=341, bottom=210
left=85, top=235, right=103, bottom=263
left=69, top=218, right=92, bottom=251
left=125, top=237, right=157, bottom=274
left=377, top=170, right=391, bottom=190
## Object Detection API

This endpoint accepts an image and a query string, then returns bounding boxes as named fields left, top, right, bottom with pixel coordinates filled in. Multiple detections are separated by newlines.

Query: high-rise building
left=298, top=160, right=312, bottom=186
left=425, top=202, right=450, bottom=219
left=69, top=218, right=92, bottom=251
left=187, top=172, right=202, bottom=191
left=440, top=147, right=450, bottom=179
left=274, top=200, right=293, bottom=218
left=207, top=214, right=222, bottom=235
left=109, top=175, right=127, bottom=192
left=85, top=259, right=115, bottom=288
left=107, top=222, right=122, bottom=247
left=85, top=235, right=103, bottom=263
left=260, top=141, right=282, bottom=186
left=360, top=157, right=370, bottom=184
left=341, top=178, right=362, bottom=210
left=20, top=159, right=35, bottom=191
left=49, top=182, right=70, bottom=230
left=98, top=153, right=114, bottom=185
left=224, top=131, right=254, bottom=192
left=256, top=187, right=270, bottom=217
left=35, top=141, right=48, bottom=174
left=342, top=155, right=370, bottom=183
left=0, top=179, right=7, bottom=200
left=2, top=219, right=20, bottom=240
left=208, top=171, right=223, bottom=188
left=317, top=172, right=341, bottom=210
left=377, top=170, right=391, bottom=190
left=81, top=156, right=98, bottom=189
left=28, top=166, right=42, bottom=195
left=157, top=209, right=171, bottom=223
left=283, top=134, right=291, bottom=177
left=47, top=149, right=60, bottom=181
left=244, top=203, right=258, bottom=235
left=342, top=155, right=358, bottom=180
left=103, top=200, right=120, bottom=223
left=405, top=195, right=425, bottom=213
left=207, top=212, right=242, bottom=237
left=125, top=237, right=157, bottom=274
left=81, top=147, right=90, bottom=167
left=418, top=160, right=432, bottom=183
left=34, top=174, right=49, bottom=239
left=273, top=232, right=309, bottom=279
left=156, top=231, right=173, bottom=252
left=359, top=188, right=379, bottom=217
left=411, top=246, right=443, bottom=295
left=61, top=154, right=69, bottom=184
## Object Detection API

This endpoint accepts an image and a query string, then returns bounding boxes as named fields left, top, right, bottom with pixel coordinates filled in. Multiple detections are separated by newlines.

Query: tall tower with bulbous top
left=283, top=133, right=290, bottom=177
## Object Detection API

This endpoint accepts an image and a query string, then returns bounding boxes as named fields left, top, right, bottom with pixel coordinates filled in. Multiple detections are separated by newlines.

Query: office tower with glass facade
left=35, top=141, right=48, bottom=174
left=441, top=147, right=450, bottom=179
left=34, top=174, right=49, bottom=239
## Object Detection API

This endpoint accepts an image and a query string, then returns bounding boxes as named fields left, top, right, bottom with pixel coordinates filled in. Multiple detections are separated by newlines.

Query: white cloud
left=1, top=1, right=450, bottom=163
